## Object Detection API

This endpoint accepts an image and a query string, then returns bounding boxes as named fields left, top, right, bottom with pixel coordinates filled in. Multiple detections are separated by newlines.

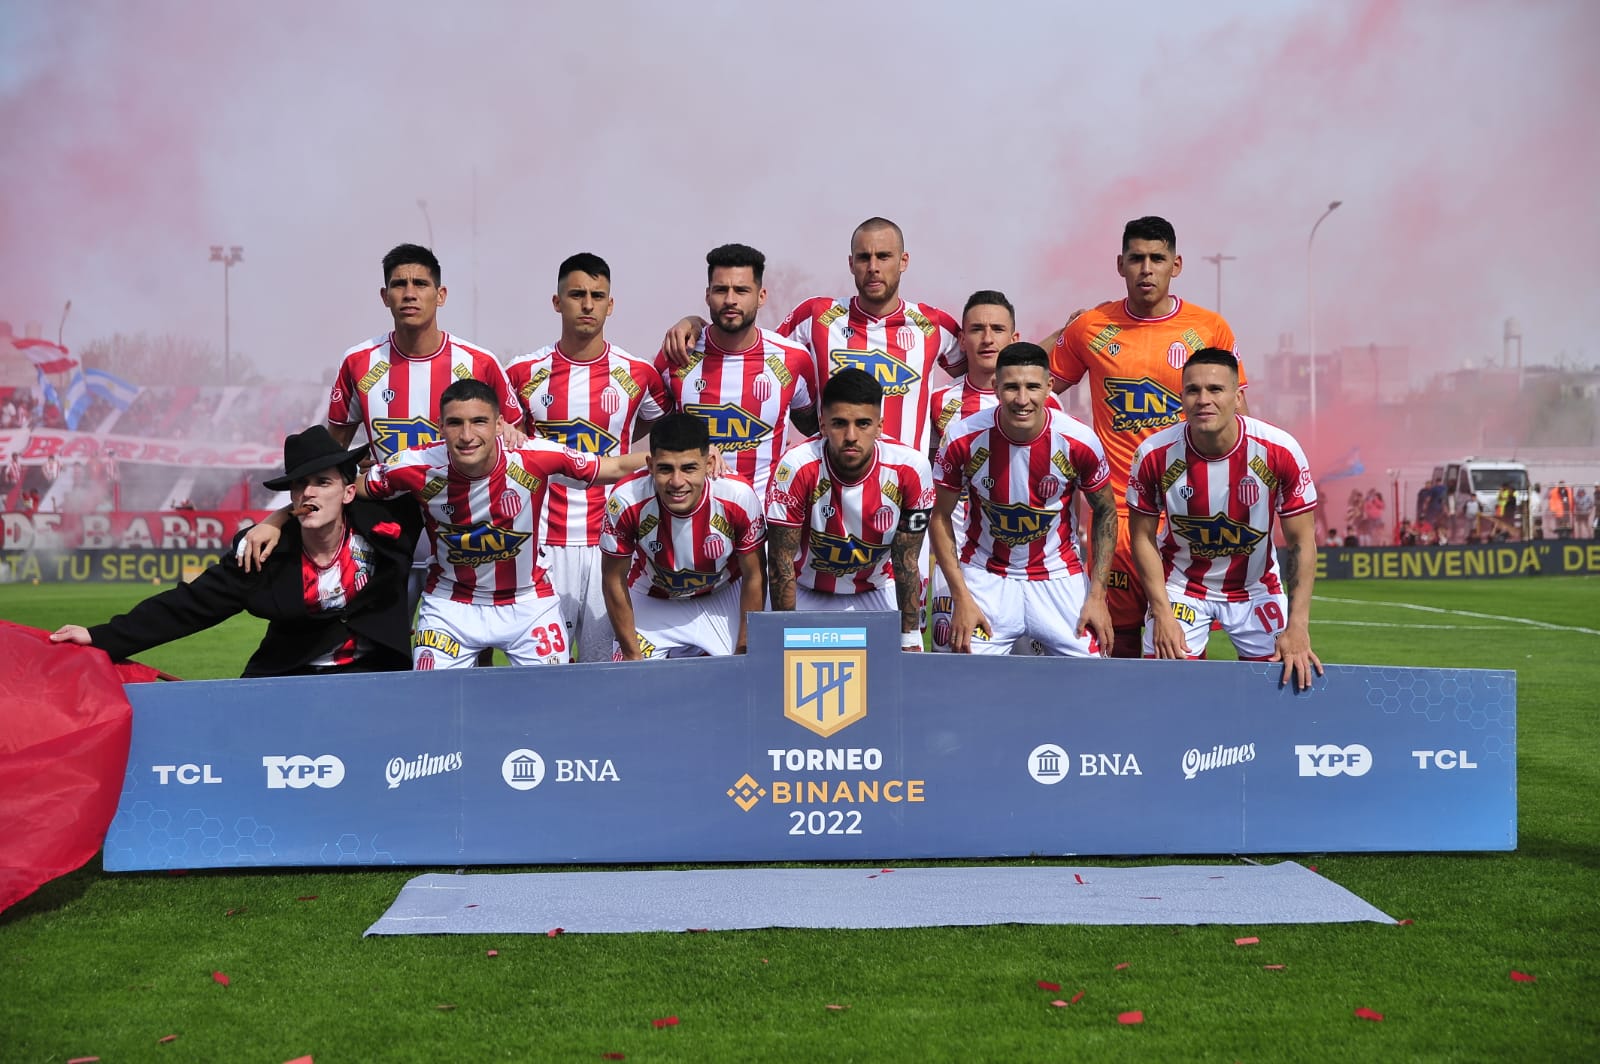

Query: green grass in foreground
left=1, top=577, right=1597, bottom=1062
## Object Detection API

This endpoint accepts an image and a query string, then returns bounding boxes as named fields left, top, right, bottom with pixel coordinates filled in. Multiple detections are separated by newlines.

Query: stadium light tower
left=1202, top=253, right=1237, bottom=313
left=209, top=244, right=244, bottom=385
left=1306, top=200, right=1342, bottom=433
left=417, top=199, right=434, bottom=248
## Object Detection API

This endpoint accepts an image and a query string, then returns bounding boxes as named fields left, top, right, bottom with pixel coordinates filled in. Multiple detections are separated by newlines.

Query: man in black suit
left=51, top=427, right=422, bottom=677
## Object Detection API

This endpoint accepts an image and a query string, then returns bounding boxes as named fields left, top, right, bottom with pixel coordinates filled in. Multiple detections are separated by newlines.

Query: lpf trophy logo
left=783, top=627, right=867, bottom=738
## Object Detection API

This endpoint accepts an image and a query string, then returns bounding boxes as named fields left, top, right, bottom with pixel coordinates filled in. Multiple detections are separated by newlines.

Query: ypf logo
left=783, top=627, right=868, bottom=738
left=1028, top=743, right=1069, bottom=784
left=502, top=749, right=546, bottom=790
left=1294, top=743, right=1372, bottom=777
left=263, top=754, right=345, bottom=789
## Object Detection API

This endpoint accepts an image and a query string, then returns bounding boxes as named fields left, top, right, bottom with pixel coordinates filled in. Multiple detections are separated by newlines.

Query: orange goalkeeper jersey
left=1050, top=296, right=1245, bottom=495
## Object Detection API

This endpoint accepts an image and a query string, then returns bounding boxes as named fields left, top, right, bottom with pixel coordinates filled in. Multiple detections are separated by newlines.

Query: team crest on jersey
left=1237, top=477, right=1261, bottom=507
left=1168, top=512, right=1266, bottom=558
left=829, top=348, right=920, bottom=395
left=437, top=521, right=533, bottom=566
left=1102, top=377, right=1183, bottom=433
left=752, top=375, right=773, bottom=402
left=1036, top=475, right=1060, bottom=498
left=775, top=463, right=794, bottom=484
left=870, top=505, right=896, bottom=533
left=808, top=530, right=889, bottom=577
left=1167, top=342, right=1189, bottom=369
left=600, top=388, right=621, bottom=415
left=896, top=325, right=920, bottom=351
left=977, top=498, right=1057, bottom=546
left=382, top=388, right=396, bottom=403
left=651, top=565, right=720, bottom=598
left=493, top=490, right=523, bottom=521
left=683, top=403, right=773, bottom=451
left=702, top=534, right=727, bottom=559
left=371, top=416, right=441, bottom=455
left=538, top=418, right=620, bottom=456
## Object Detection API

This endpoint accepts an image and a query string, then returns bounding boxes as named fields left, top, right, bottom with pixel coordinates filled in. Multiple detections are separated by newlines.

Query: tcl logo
left=152, top=763, right=222, bottom=785
left=1411, top=750, right=1478, bottom=770
left=263, top=754, right=345, bottom=789
left=1294, top=744, right=1372, bottom=777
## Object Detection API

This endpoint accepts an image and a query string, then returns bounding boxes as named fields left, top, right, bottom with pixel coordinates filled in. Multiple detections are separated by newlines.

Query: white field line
left=1314, top=595, right=1600, bottom=636
left=1311, top=620, right=1521, bottom=630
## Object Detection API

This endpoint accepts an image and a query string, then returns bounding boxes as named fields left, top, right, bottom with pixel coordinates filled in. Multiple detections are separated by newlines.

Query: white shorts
left=541, top=543, right=613, bottom=664
left=958, top=565, right=1101, bottom=658
left=795, top=584, right=895, bottom=613
left=1142, top=585, right=1289, bottom=660
left=614, top=579, right=743, bottom=659
left=413, top=592, right=570, bottom=669
left=928, top=566, right=1053, bottom=655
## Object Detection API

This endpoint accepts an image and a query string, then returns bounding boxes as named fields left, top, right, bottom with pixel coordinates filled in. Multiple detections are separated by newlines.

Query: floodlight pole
left=209, top=245, right=244, bottom=385
left=1202, top=253, right=1236, bottom=313
left=1306, top=201, right=1342, bottom=433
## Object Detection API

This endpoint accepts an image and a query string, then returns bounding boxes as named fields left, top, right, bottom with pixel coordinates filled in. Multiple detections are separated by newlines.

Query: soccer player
left=1046, top=217, right=1249, bottom=658
left=51, top=427, right=422, bottom=676
left=766, top=368, right=935, bottom=648
left=601, top=414, right=766, bottom=659
left=1125, top=348, right=1322, bottom=690
left=506, top=253, right=671, bottom=664
left=662, top=217, right=965, bottom=451
left=363, top=379, right=646, bottom=668
left=930, top=343, right=1118, bottom=656
left=653, top=244, right=818, bottom=498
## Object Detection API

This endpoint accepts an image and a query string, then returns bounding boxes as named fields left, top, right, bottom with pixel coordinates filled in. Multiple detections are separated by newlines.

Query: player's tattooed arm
left=766, top=524, right=802, bottom=611
left=890, top=518, right=928, bottom=641
left=1270, top=509, right=1324, bottom=691
left=1079, top=484, right=1119, bottom=652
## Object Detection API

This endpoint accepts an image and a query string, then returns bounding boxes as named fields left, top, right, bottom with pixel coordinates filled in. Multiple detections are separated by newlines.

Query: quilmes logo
left=370, top=415, right=441, bottom=456
left=1181, top=741, right=1256, bottom=780
left=385, top=750, right=464, bottom=789
left=1295, top=743, right=1373, bottom=777
left=437, top=521, right=533, bottom=566
left=683, top=402, right=773, bottom=451
left=1168, top=512, right=1267, bottom=558
left=1101, top=377, right=1183, bottom=433
left=784, top=627, right=867, bottom=738
left=807, top=530, right=889, bottom=577
left=538, top=417, right=620, bottom=456
left=828, top=348, right=921, bottom=395
left=263, top=754, right=345, bottom=789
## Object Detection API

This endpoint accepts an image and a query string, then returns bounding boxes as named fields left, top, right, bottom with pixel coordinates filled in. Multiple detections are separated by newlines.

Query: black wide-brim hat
left=262, top=425, right=370, bottom=491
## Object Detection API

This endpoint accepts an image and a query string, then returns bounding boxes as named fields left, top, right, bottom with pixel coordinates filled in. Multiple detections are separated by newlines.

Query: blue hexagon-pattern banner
left=103, top=612, right=1516, bottom=869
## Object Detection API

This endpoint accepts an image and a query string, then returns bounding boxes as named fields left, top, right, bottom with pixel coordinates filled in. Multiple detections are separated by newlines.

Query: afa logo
left=977, top=498, right=1057, bottom=547
left=371, top=416, right=442, bottom=456
left=437, top=521, right=533, bottom=566
left=1102, top=377, right=1183, bottom=433
left=808, top=530, right=889, bottom=577
left=1168, top=512, right=1266, bottom=558
left=650, top=565, right=721, bottom=598
left=783, top=627, right=868, bottom=738
left=683, top=403, right=773, bottom=451
left=828, top=348, right=921, bottom=395
left=538, top=418, right=620, bottom=456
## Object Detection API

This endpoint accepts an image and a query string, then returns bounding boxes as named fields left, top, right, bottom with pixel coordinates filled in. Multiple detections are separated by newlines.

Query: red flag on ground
left=0, top=623, right=135, bottom=912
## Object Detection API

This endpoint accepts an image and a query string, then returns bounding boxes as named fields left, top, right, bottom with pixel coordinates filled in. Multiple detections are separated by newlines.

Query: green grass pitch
left=1, top=577, right=1596, bottom=1061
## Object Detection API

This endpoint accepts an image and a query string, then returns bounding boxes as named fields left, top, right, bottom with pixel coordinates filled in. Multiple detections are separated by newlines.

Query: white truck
left=1419, top=458, right=1531, bottom=539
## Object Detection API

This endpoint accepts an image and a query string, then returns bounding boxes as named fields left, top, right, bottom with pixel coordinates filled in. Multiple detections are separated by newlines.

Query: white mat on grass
left=364, top=862, right=1393, bottom=935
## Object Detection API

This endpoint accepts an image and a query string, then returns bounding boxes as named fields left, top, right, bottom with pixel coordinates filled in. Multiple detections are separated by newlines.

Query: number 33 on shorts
left=530, top=622, right=566, bottom=659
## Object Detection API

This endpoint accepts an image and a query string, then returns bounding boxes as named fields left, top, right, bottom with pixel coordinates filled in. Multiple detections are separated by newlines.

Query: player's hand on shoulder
left=237, top=521, right=282, bottom=573
left=49, top=624, right=92, bottom=646
left=706, top=446, right=730, bottom=480
left=499, top=422, right=528, bottom=449
left=662, top=316, right=705, bottom=367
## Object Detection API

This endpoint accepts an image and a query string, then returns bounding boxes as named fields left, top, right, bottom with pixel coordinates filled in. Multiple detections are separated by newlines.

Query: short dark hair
left=558, top=252, right=610, bottom=285
left=1184, top=346, right=1239, bottom=376
left=852, top=216, right=905, bottom=250
left=649, top=412, right=711, bottom=454
left=821, top=367, right=883, bottom=410
left=383, top=243, right=441, bottom=286
left=706, top=243, right=766, bottom=285
left=1122, top=216, right=1177, bottom=252
left=439, top=378, right=500, bottom=416
left=995, top=341, right=1051, bottom=375
left=962, top=289, right=1016, bottom=324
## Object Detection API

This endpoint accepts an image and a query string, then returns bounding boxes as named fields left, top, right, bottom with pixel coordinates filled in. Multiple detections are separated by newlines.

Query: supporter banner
left=2, top=510, right=265, bottom=552
left=1318, top=542, right=1600, bottom=579
left=0, top=548, right=225, bottom=584
left=103, top=612, right=1516, bottom=870
left=0, top=427, right=279, bottom=469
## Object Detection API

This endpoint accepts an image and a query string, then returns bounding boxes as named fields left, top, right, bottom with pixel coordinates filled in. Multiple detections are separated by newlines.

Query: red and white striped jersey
left=767, top=437, right=936, bottom=594
left=928, top=378, right=1062, bottom=454
left=778, top=296, right=965, bottom=451
left=653, top=329, right=817, bottom=498
left=1126, top=415, right=1317, bottom=602
left=600, top=470, right=766, bottom=600
left=935, top=407, right=1111, bottom=580
left=300, top=529, right=376, bottom=668
left=327, top=332, right=521, bottom=460
left=506, top=342, right=671, bottom=547
left=365, top=439, right=598, bottom=606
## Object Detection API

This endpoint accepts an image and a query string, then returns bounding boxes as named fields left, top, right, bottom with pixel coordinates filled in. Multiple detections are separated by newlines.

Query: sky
left=2, top=0, right=1597, bottom=395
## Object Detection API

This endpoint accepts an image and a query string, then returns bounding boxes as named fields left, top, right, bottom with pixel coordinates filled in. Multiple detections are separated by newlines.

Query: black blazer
left=89, top=498, right=422, bottom=677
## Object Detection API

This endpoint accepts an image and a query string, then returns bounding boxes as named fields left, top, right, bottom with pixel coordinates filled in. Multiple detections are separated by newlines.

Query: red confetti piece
left=158, top=1034, right=179, bottom=1043
left=1069, top=991, right=1085, bottom=1005
left=547, top=927, right=565, bottom=937
left=651, top=1015, right=680, bottom=1028
left=1396, top=918, right=1413, bottom=926
left=1074, top=873, right=1085, bottom=884
left=1235, top=937, right=1260, bottom=946
left=880, top=868, right=893, bottom=873
left=1118, top=1010, right=1144, bottom=1025
left=602, top=1055, right=626, bottom=1061
left=68, top=1057, right=101, bottom=1063
left=1114, top=963, right=1130, bottom=971
left=1049, top=999, right=1068, bottom=1008
left=485, top=950, right=499, bottom=957
left=283, top=1058, right=314, bottom=1064
left=1036, top=980, right=1061, bottom=991
left=296, top=895, right=319, bottom=902
left=224, top=907, right=247, bottom=917
left=1354, top=1007, right=1384, bottom=1022
left=1308, top=865, right=1319, bottom=873
left=1263, top=964, right=1287, bottom=971
left=212, top=971, right=230, bottom=987
left=1510, top=970, right=1536, bottom=983
left=825, top=1004, right=850, bottom=1011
